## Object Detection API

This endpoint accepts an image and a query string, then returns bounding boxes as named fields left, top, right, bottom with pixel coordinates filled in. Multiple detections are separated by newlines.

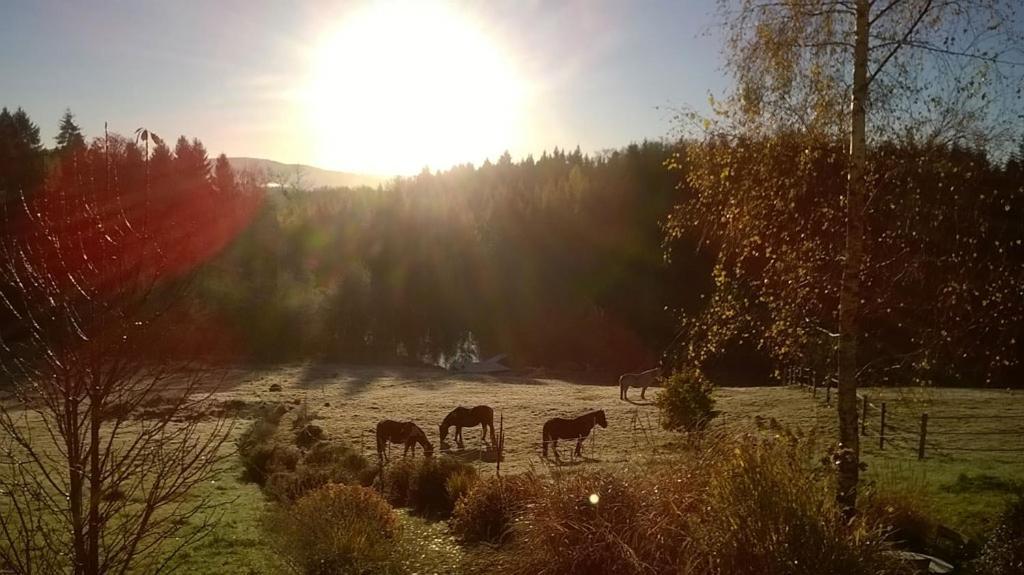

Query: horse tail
left=542, top=423, right=550, bottom=457
left=375, top=423, right=384, bottom=457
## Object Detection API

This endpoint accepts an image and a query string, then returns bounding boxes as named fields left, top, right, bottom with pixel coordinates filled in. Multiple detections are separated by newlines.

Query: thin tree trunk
left=67, top=395, right=86, bottom=575
left=87, top=387, right=102, bottom=575
left=837, top=0, right=870, bottom=512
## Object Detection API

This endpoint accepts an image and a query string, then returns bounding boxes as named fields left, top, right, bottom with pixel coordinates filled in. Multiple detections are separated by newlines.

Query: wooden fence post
left=496, top=412, right=505, bottom=476
left=861, top=395, right=868, bottom=436
left=918, top=413, right=928, bottom=460
left=879, top=402, right=887, bottom=450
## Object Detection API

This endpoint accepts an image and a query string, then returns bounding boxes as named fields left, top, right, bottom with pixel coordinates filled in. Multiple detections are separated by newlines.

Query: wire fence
left=785, top=365, right=1024, bottom=460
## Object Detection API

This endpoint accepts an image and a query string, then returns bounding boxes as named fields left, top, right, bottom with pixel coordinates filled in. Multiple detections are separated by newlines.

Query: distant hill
left=227, top=157, right=389, bottom=190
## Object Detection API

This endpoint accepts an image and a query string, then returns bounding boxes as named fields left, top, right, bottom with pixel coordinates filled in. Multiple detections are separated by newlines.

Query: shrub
left=859, top=488, right=935, bottom=551
left=408, top=457, right=478, bottom=518
left=654, top=368, right=717, bottom=432
left=446, top=469, right=478, bottom=507
left=291, top=402, right=319, bottom=430
left=266, top=484, right=402, bottom=575
left=380, top=457, right=477, bottom=518
left=504, top=471, right=660, bottom=574
left=493, top=434, right=909, bottom=575
left=970, top=496, right=1024, bottom=575
left=262, top=403, right=288, bottom=425
left=295, top=423, right=325, bottom=448
left=451, top=474, right=541, bottom=545
left=689, top=434, right=906, bottom=575
left=266, top=442, right=377, bottom=502
left=380, top=458, right=417, bottom=508
left=306, top=441, right=373, bottom=482
left=237, top=403, right=291, bottom=483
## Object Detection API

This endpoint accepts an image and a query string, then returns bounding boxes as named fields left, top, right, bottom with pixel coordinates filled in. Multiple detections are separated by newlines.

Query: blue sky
left=1, top=1, right=727, bottom=174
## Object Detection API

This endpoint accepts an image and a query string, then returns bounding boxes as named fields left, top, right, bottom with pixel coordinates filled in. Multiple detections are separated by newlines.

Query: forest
left=2, top=106, right=1021, bottom=387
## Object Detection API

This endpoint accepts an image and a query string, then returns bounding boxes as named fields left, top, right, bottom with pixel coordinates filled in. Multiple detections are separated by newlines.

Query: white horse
left=619, top=367, right=660, bottom=400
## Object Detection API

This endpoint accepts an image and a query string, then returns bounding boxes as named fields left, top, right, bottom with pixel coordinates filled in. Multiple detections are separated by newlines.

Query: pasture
left=6, top=365, right=1022, bottom=574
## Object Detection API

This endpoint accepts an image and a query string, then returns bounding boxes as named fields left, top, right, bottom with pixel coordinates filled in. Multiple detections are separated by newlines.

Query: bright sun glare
left=306, top=2, right=528, bottom=175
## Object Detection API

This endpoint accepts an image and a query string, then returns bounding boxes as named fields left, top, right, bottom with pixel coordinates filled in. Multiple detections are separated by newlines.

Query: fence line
left=786, top=363, right=1024, bottom=460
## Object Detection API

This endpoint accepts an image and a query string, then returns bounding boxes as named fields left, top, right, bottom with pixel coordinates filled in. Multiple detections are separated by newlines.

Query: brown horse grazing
left=376, top=420, right=434, bottom=462
left=440, top=405, right=496, bottom=447
left=542, top=409, right=607, bottom=458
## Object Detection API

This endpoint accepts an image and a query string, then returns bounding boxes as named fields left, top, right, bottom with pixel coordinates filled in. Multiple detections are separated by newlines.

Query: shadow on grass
left=440, top=444, right=502, bottom=463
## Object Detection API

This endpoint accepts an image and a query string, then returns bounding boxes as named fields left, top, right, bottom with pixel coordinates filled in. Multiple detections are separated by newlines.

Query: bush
left=654, top=368, right=717, bottom=432
left=295, top=423, right=325, bottom=448
left=380, top=456, right=477, bottom=518
left=291, top=402, right=319, bottom=430
left=504, top=471, right=663, bottom=574
left=266, top=484, right=402, bottom=575
left=266, top=442, right=377, bottom=502
left=689, top=434, right=905, bottom=575
left=451, top=474, right=539, bottom=545
left=380, top=458, right=417, bottom=508
left=446, top=469, right=478, bottom=507
left=306, top=441, right=374, bottom=481
left=408, top=457, right=478, bottom=518
left=237, top=403, right=291, bottom=483
left=970, top=496, right=1024, bottom=575
left=859, top=488, right=935, bottom=551
left=492, top=434, right=907, bottom=575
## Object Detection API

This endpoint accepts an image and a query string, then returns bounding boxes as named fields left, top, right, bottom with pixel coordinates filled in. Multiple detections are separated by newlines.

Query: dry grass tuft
left=266, top=484, right=403, bottom=574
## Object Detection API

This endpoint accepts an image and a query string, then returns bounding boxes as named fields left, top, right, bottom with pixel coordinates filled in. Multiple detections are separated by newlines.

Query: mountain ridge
left=227, top=157, right=390, bottom=190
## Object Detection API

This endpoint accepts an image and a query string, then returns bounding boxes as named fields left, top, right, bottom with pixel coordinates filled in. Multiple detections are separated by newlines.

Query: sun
left=305, top=2, right=528, bottom=176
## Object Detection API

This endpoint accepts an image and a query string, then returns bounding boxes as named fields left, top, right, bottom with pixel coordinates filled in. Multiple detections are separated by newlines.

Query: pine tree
left=0, top=107, right=45, bottom=198
left=54, top=108, right=86, bottom=152
left=214, top=153, right=235, bottom=194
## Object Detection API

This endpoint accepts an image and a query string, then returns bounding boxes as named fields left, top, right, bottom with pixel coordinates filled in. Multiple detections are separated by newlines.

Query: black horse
left=440, top=405, right=496, bottom=447
left=542, top=409, right=607, bottom=458
left=376, top=420, right=433, bottom=462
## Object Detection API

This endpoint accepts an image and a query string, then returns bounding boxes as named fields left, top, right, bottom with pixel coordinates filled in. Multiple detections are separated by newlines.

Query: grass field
left=6, top=365, right=1023, bottom=573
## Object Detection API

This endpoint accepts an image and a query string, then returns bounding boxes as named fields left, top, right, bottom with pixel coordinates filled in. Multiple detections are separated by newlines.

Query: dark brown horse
left=542, top=409, right=607, bottom=458
left=376, top=420, right=433, bottom=462
left=440, top=405, right=496, bottom=447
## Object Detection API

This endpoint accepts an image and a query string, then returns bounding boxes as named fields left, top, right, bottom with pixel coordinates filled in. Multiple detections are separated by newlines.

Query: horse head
left=439, top=422, right=449, bottom=443
left=595, top=410, right=608, bottom=428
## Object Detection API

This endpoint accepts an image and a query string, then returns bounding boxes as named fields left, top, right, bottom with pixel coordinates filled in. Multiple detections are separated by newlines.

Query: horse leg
left=575, top=437, right=584, bottom=457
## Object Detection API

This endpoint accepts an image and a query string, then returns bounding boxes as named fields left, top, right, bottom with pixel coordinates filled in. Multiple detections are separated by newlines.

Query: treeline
left=2, top=106, right=1021, bottom=386
left=201, top=145, right=708, bottom=370
left=0, top=107, right=260, bottom=368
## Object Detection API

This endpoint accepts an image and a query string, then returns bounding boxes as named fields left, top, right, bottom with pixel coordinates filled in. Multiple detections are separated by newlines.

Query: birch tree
left=673, top=0, right=1023, bottom=510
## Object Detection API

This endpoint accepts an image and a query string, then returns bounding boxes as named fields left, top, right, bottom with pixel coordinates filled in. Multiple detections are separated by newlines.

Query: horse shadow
left=440, top=443, right=502, bottom=463
left=623, top=397, right=655, bottom=406
left=544, top=454, right=601, bottom=467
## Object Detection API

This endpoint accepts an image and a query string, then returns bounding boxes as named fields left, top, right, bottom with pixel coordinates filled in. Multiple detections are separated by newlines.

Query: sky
left=1, top=0, right=728, bottom=175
